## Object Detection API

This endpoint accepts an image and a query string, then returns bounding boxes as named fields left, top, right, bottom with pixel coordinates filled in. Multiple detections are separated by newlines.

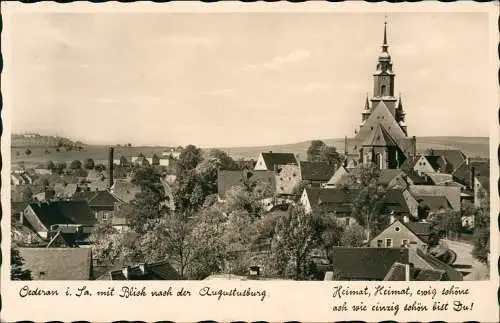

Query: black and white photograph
left=1, top=1, right=498, bottom=322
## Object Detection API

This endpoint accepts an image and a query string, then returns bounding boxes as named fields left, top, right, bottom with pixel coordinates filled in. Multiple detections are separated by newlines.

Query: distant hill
left=11, top=133, right=85, bottom=148
left=216, top=136, right=490, bottom=161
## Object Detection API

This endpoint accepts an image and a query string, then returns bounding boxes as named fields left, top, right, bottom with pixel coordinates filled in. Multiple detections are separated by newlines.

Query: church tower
left=345, top=19, right=416, bottom=170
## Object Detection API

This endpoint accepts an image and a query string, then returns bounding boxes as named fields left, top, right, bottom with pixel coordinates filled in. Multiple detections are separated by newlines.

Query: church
left=344, top=21, right=416, bottom=170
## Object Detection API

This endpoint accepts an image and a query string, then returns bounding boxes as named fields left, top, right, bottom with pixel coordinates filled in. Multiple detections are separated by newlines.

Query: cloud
left=241, top=49, right=311, bottom=71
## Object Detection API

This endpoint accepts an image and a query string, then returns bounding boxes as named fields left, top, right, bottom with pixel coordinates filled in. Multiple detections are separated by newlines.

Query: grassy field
left=11, top=136, right=489, bottom=169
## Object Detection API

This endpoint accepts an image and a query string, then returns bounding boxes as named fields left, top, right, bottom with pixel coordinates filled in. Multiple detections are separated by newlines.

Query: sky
left=7, top=11, right=494, bottom=147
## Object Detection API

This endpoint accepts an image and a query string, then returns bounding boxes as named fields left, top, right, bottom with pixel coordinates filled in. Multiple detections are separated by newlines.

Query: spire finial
left=382, top=15, right=389, bottom=52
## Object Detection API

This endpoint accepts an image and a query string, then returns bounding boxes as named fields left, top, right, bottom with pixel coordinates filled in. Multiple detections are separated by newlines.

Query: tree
left=21, top=186, right=33, bottom=202
left=11, top=248, right=32, bottom=280
left=95, top=163, right=106, bottom=172
left=209, top=149, right=240, bottom=170
left=306, top=140, right=342, bottom=166
left=340, top=223, right=365, bottom=247
left=177, top=145, right=203, bottom=174
left=70, top=159, right=82, bottom=169
left=54, top=162, right=67, bottom=175
left=46, top=160, right=55, bottom=171
left=269, top=204, right=316, bottom=280
left=120, top=156, right=131, bottom=167
left=84, top=158, right=95, bottom=170
left=25, top=148, right=32, bottom=156
left=472, top=190, right=490, bottom=264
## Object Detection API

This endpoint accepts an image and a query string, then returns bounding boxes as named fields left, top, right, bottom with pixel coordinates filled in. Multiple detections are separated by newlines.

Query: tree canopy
left=306, top=140, right=343, bottom=166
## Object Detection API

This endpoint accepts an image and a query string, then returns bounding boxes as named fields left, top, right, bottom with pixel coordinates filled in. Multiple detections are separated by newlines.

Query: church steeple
left=372, top=17, right=396, bottom=114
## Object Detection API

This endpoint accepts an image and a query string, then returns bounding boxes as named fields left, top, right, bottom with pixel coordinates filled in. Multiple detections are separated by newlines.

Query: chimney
left=108, top=147, right=114, bottom=188
left=122, top=266, right=130, bottom=279
left=405, top=264, right=411, bottom=281
left=403, top=215, right=409, bottom=223
left=389, top=212, right=396, bottom=224
left=138, top=263, right=147, bottom=275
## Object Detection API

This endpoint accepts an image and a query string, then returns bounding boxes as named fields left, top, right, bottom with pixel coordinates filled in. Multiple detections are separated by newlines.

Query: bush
left=70, top=160, right=82, bottom=169
left=84, top=158, right=95, bottom=170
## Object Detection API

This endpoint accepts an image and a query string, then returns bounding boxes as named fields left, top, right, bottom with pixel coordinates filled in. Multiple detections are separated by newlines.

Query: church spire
left=365, top=93, right=370, bottom=110
left=382, top=16, right=389, bottom=53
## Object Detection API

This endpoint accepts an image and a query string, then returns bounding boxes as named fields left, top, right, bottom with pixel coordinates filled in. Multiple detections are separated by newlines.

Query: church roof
left=362, top=123, right=397, bottom=147
left=357, top=101, right=406, bottom=142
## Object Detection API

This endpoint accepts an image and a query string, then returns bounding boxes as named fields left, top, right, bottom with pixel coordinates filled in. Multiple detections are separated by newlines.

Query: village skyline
left=9, top=12, right=492, bottom=147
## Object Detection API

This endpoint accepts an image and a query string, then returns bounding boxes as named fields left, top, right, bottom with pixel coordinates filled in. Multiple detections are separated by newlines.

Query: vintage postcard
left=1, top=1, right=498, bottom=322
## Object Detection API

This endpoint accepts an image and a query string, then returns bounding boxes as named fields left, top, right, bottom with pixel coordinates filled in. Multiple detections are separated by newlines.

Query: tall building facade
left=345, top=21, right=416, bottom=170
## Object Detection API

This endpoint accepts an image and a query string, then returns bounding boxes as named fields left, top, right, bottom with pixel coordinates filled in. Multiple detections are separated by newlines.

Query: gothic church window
left=381, top=85, right=387, bottom=95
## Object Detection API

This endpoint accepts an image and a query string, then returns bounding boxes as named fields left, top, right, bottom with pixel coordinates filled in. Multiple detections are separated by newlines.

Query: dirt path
left=442, top=239, right=489, bottom=281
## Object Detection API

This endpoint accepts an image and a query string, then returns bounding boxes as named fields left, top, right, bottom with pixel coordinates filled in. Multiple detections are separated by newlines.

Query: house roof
left=329, top=247, right=409, bottom=280
left=384, top=189, right=412, bottom=214
left=400, top=155, right=421, bottom=172
left=405, top=221, right=432, bottom=238
left=427, top=149, right=466, bottom=172
left=414, top=195, right=452, bottom=212
left=98, top=261, right=180, bottom=280
left=408, top=185, right=461, bottom=211
left=217, top=170, right=276, bottom=198
left=73, top=190, right=123, bottom=207
left=425, top=155, right=447, bottom=171
left=46, top=230, right=71, bottom=248
left=378, top=169, right=404, bottom=186
left=111, top=179, right=141, bottom=203
left=18, top=247, right=92, bottom=280
left=383, top=262, right=446, bottom=281
left=425, top=173, right=456, bottom=186
left=305, top=187, right=360, bottom=214
left=415, top=248, right=463, bottom=281
left=260, top=152, right=298, bottom=170
left=299, top=161, right=336, bottom=181
left=27, top=200, right=96, bottom=229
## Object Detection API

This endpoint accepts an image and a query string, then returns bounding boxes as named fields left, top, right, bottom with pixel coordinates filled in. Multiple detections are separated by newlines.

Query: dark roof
left=427, top=149, right=466, bottom=172
left=378, top=169, right=404, bottom=186
left=98, top=261, right=180, bottom=280
left=299, top=161, right=336, bottom=181
left=305, top=187, right=360, bottom=214
left=18, top=247, right=92, bottom=280
left=384, top=189, right=411, bottom=214
left=416, top=248, right=463, bottom=281
left=260, top=152, right=297, bottom=170
left=46, top=231, right=71, bottom=248
left=383, top=262, right=446, bottom=281
left=424, top=155, right=447, bottom=172
left=329, top=247, right=409, bottom=280
left=400, top=155, right=420, bottom=172
left=405, top=221, right=431, bottom=242
left=73, top=190, right=122, bottom=207
left=383, top=262, right=407, bottom=281
left=217, top=170, right=276, bottom=198
left=415, top=195, right=451, bottom=212
left=27, top=201, right=96, bottom=229
left=403, top=169, right=431, bottom=185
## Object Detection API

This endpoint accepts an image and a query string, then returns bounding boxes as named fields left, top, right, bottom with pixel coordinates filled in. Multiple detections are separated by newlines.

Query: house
left=300, top=187, right=359, bottom=225
left=369, top=219, right=427, bottom=250
left=414, top=195, right=452, bottom=216
left=326, top=247, right=410, bottom=281
left=426, top=149, right=468, bottom=174
left=408, top=185, right=461, bottom=211
left=34, top=168, right=52, bottom=175
left=21, top=200, right=97, bottom=240
left=377, top=169, right=408, bottom=188
left=474, top=175, right=489, bottom=208
left=299, top=161, right=336, bottom=186
left=323, top=165, right=350, bottom=188
left=217, top=169, right=276, bottom=200
left=11, top=173, right=23, bottom=186
left=254, top=152, right=298, bottom=171
left=96, top=261, right=180, bottom=280
left=17, top=247, right=93, bottom=280
left=72, top=190, right=124, bottom=222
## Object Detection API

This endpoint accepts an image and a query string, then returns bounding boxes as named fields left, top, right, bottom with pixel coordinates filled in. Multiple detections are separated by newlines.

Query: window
left=386, top=238, right=393, bottom=248
left=345, top=218, right=350, bottom=226
left=402, top=239, right=409, bottom=248
left=377, top=240, right=383, bottom=248
left=395, top=226, right=400, bottom=232
left=381, top=85, right=387, bottom=95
